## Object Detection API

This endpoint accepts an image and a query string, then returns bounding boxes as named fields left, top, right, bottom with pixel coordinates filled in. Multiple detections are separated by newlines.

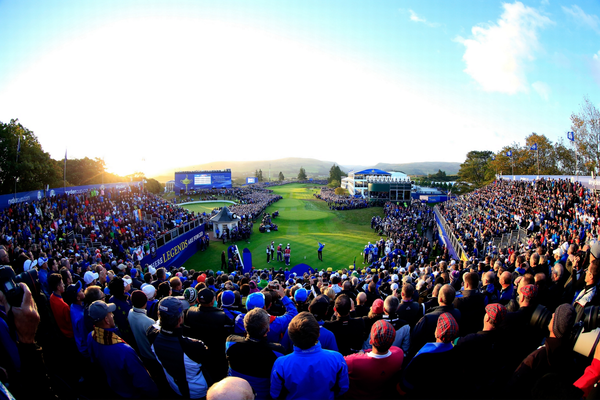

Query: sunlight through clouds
left=0, top=17, right=493, bottom=176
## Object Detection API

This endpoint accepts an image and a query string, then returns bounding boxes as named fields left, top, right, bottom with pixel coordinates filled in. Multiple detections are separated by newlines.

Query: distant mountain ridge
left=150, top=158, right=460, bottom=182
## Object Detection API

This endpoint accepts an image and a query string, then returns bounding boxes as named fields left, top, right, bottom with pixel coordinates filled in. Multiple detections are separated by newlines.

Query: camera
left=530, top=304, right=600, bottom=358
left=0, top=265, right=40, bottom=307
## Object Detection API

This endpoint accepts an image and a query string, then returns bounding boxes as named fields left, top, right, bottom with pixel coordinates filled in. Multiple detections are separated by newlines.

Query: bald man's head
left=356, top=292, right=367, bottom=305
left=207, top=377, right=254, bottom=400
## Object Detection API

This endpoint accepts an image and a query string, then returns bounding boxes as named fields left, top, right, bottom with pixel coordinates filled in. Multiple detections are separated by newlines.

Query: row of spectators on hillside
left=0, top=186, right=203, bottom=271
left=366, top=201, right=437, bottom=267
left=315, top=188, right=370, bottom=210
left=5, top=234, right=600, bottom=399
left=438, top=178, right=591, bottom=260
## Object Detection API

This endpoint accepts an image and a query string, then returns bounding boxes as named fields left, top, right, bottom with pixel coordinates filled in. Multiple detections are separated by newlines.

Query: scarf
left=92, top=326, right=126, bottom=346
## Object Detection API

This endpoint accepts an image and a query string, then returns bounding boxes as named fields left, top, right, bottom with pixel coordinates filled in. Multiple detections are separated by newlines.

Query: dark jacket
left=409, top=305, right=461, bottom=359
left=397, top=300, right=424, bottom=329
left=323, top=315, right=365, bottom=356
left=225, top=335, right=286, bottom=400
left=183, top=305, right=234, bottom=382
left=508, top=337, right=577, bottom=399
left=151, top=327, right=211, bottom=398
left=453, top=289, right=486, bottom=336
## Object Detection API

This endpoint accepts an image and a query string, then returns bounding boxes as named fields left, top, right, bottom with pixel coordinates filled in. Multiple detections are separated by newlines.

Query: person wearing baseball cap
left=153, top=296, right=211, bottom=399
left=184, top=288, right=234, bottom=382
left=345, top=320, right=404, bottom=399
left=87, top=300, right=158, bottom=398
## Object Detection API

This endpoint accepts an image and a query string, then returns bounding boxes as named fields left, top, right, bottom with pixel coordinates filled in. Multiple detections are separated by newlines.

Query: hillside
left=151, top=158, right=460, bottom=182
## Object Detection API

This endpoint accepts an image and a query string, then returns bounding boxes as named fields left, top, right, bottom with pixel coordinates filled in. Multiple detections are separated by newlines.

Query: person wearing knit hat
left=435, top=312, right=459, bottom=343
left=509, top=303, right=577, bottom=396
left=344, top=320, right=404, bottom=399
left=400, top=312, right=459, bottom=398
left=184, top=287, right=198, bottom=306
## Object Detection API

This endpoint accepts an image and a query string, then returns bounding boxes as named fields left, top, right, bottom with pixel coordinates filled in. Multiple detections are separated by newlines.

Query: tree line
left=0, top=119, right=163, bottom=194
left=457, top=96, right=598, bottom=192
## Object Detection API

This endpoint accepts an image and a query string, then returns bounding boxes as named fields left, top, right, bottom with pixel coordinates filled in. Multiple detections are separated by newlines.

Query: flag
left=491, top=155, right=495, bottom=161
left=567, top=131, right=575, bottom=142
left=17, top=136, right=20, bottom=154
left=507, top=151, right=512, bottom=157
left=530, top=143, right=538, bottom=151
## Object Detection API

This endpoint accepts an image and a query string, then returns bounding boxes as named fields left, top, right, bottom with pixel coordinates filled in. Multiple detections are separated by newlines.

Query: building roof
left=209, top=206, right=240, bottom=223
left=352, top=168, right=391, bottom=175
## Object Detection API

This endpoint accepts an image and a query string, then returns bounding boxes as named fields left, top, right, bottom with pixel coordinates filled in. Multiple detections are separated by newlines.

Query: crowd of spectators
left=4, top=177, right=600, bottom=399
left=0, top=186, right=204, bottom=273
left=438, top=178, right=591, bottom=260
left=315, top=188, right=370, bottom=210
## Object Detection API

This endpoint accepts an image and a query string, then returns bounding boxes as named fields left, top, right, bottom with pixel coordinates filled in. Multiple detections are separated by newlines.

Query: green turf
left=180, top=184, right=385, bottom=273
left=183, top=201, right=237, bottom=215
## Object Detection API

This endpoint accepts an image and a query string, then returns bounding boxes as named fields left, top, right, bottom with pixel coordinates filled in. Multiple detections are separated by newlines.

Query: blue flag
left=530, top=143, right=537, bottom=151
left=567, top=131, right=575, bottom=142
left=506, top=151, right=512, bottom=157
left=491, top=155, right=495, bottom=161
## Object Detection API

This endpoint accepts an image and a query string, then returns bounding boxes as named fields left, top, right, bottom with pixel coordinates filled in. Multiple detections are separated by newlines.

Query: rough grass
left=180, top=183, right=385, bottom=272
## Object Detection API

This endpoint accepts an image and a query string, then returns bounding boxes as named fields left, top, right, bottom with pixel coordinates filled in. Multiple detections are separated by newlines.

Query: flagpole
left=64, top=149, right=67, bottom=193
left=537, top=147, right=540, bottom=176
left=15, top=136, right=20, bottom=200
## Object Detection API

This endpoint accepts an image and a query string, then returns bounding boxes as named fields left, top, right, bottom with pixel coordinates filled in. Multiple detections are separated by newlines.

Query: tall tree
left=328, top=164, right=345, bottom=183
left=258, top=169, right=264, bottom=182
left=0, top=119, right=61, bottom=193
left=457, top=151, right=493, bottom=188
left=571, top=96, right=600, bottom=174
left=278, top=171, right=284, bottom=181
left=297, top=167, right=307, bottom=180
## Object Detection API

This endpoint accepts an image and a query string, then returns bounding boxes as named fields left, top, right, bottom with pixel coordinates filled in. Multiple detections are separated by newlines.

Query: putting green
left=180, top=183, right=384, bottom=272
left=183, top=202, right=236, bottom=214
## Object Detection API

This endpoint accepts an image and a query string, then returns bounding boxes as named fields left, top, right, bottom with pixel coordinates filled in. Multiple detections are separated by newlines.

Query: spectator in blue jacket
left=234, top=285, right=298, bottom=343
left=281, top=294, right=338, bottom=352
left=270, top=312, right=349, bottom=400
left=87, top=300, right=158, bottom=398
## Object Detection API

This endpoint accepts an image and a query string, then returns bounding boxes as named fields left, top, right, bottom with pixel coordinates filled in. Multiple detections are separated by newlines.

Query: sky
left=0, top=0, right=599, bottom=177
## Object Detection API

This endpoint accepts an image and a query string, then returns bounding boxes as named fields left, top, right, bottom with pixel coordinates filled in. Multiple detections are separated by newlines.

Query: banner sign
left=0, top=181, right=141, bottom=210
left=140, top=224, right=206, bottom=271
left=246, top=177, right=257, bottom=184
left=174, top=170, right=232, bottom=191
left=433, top=212, right=460, bottom=261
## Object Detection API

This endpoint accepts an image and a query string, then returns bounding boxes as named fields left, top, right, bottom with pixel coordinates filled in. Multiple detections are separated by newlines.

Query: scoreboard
left=174, top=170, right=232, bottom=192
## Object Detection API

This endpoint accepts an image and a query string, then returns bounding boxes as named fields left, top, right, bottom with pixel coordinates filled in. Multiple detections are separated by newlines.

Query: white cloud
left=532, top=81, right=550, bottom=100
left=456, top=2, right=552, bottom=94
left=408, top=9, right=440, bottom=28
left=562, top=5, right=600, bottom=33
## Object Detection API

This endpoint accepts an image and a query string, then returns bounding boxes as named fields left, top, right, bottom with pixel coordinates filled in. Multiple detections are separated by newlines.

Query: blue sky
left=0, top=0, right=598, bottom=176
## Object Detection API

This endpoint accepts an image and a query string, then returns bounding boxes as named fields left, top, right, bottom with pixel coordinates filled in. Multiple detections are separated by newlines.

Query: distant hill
left=151, top=158, right=460, bottom=182
left=373, top=162, right=460, bottom=176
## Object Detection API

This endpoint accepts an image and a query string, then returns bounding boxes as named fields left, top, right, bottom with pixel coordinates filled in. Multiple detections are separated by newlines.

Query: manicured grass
left=180, top=184, right=385, bottom=272
left=183, top=202, right=236, bottom=215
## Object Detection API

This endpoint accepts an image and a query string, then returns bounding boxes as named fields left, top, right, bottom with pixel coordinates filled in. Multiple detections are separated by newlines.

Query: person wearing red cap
left=399, top=312, right=459, bottom=398
left=345, top=320, right=404, bottom=399
left=454, top=303, right=509, bottom=396
left=503, top=284, right=545, bottom=374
